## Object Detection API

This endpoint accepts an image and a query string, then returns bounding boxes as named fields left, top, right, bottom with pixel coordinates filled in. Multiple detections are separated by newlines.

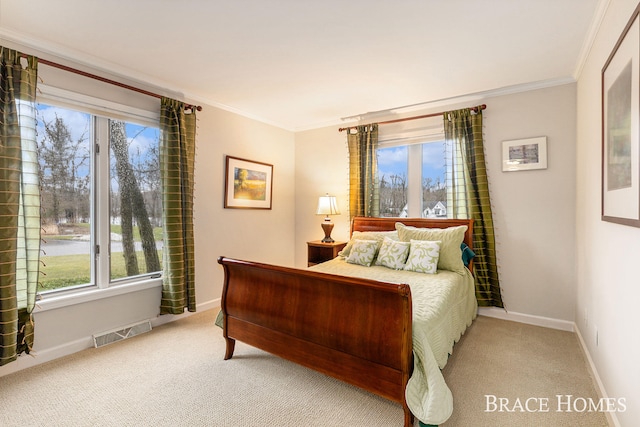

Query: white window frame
left=377, top=117, right=445, bottom=217
left=35, top=86, right=162, bottom=311
left=406, top=144, right=423, bottom=217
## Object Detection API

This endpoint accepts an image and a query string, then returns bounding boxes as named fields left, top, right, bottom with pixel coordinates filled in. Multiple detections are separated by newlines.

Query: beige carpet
left=441, top=315, right=608, bottom=426
left=0, top=310, right=608, bottom=427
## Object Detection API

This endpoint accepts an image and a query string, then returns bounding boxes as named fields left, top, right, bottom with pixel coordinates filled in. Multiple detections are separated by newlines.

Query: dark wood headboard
left=351, top=216, right=475, bottom=271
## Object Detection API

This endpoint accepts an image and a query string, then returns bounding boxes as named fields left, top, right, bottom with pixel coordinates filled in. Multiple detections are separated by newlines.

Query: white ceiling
left=0, top=0, right=603, bottom=131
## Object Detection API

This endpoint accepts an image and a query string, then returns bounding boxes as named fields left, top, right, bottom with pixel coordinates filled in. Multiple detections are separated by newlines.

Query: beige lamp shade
left=316, top=194, right=340, bottom=242
left=316, top=194, right=340, bottom=216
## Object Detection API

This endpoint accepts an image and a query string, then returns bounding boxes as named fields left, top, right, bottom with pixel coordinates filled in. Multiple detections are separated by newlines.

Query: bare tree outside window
left=37, top=103, right=161, bottom=292
left=377, top=146, right=408, bottom=217
left=377, top=141, right=448, bottom=218
left=379, top=172, right=407, bottom=217
left=38, top=106, right=92, bottom=290
left=109, top=120, right=161, bottom=280
left=422, top=141, right=447, bottom=218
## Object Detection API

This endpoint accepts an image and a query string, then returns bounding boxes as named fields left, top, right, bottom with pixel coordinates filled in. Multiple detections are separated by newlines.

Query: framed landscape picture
left=224, top=155, right=273, bottom=209
left=602, top=6, right=640, bottom=227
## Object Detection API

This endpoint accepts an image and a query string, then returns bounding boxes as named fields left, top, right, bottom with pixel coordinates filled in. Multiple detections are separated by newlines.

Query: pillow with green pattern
left=404, top=240, right=441, bottom=274
left=374, top=237, right=410, bottom=270
left=396, top=223, right=467, bottom=274
left=339, top=230, right=398, bottom=258
left=346, top=239, right=380, bottom=267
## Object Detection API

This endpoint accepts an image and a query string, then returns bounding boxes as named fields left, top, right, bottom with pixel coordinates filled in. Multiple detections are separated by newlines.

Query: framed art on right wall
left=602, top=5, right=640, bottom=227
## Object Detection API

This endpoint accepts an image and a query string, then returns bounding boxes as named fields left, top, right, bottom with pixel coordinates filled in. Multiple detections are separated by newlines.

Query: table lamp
left=316, top=194, right=340, bottom=243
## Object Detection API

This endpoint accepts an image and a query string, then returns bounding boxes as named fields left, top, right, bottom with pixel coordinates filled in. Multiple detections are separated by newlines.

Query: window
left=421, top=141, right=447, bottom=218
left=377, top=146, right=407, bottom=216
left=377, top=140, right=448, bottom=218
left=37, top=100, right=162, bottom=294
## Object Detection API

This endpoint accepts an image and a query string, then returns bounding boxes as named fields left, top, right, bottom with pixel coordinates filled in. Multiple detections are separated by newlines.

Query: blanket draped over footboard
left=310, top=258, right=477, bottom=424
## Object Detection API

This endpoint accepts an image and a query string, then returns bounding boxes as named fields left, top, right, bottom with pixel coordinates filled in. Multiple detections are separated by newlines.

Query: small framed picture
left=224, top=156, right=273, bottom=209
left=502, top=137, right=547, bottom=172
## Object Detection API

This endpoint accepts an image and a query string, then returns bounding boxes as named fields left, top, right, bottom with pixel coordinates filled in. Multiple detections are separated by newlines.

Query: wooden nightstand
left=307, top=240, right=347, bottom=266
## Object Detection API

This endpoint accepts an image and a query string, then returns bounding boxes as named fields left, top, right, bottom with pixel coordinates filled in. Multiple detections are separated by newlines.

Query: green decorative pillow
left=396, top=223, right=467, bottom=274
left=339, top=230, right=398, bottom=258
left=404, top=240, right=441, bottom=274
left=346, top=239, right=380, bottom=267
left=375, top=237, right=410, bottom=270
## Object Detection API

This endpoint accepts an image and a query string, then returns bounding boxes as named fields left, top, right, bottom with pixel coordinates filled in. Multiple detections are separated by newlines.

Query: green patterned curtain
left=0, top=47, right=40, bottom=366
left=347, top=124, right=379, bottom=218
left=159, top=97, right=196, bottom=314
left=444, top=107, right=503, bottom=308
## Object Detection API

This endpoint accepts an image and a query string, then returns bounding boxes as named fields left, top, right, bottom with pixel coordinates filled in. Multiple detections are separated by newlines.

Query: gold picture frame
left=224, top=155, right=273, bottom=209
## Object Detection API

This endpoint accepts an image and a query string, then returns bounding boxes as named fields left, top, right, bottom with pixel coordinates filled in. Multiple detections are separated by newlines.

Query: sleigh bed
left=217, top=217, right=477, bottom=426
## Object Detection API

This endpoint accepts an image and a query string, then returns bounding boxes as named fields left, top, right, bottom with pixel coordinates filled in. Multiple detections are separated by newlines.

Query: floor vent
left=92, top=320, right=152, bottom=348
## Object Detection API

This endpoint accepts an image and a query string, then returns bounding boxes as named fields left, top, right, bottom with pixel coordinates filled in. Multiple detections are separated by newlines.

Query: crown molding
left=333, top=77, right=576, bottom=130
left=0, top=27, right=581, bottom=134
left=573, top=0, right=611, bottom=79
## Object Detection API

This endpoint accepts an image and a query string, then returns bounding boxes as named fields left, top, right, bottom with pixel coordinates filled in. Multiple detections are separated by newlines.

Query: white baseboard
left=0, top=336, right=93, bottom=378
left=478, top=307, right=575, bottom=331
left=0, top=298, right=221, bottom=378
left=574, top=326, right=620, bottom=427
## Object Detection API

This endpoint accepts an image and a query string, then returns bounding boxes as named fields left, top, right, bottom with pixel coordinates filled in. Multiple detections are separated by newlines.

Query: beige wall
left=576, top=0, right=640, bottom=425
left=0, top=51, right=296, bottom=376
left=295, top=126, right=351, bottom=259
left=195, top=105, right=296, bottom=306
left=295, top=83, right=578, bottom=324
left=483, top=85, right=577, bottom=323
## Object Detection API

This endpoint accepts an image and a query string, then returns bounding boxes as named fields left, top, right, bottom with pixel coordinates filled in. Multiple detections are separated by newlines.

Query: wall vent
left=92, top=320, right=152, bottom=348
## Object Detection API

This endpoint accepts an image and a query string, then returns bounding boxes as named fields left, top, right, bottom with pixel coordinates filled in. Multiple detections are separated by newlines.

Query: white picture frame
left=501, top=137, right=547, bottom=172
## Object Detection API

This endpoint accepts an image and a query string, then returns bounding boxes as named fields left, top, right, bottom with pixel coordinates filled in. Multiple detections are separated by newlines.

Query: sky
left=36, top=102, right=444, bottom=189
left=36, top=103, right=159, bottom=183
left=377, top=141, right=446, bottom=184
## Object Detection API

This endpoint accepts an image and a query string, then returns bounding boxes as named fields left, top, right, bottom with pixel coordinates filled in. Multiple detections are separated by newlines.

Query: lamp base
left=321, top=222, right=335, bottom=243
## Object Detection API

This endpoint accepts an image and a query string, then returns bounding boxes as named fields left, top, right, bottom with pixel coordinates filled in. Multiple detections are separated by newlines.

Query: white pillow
left=375, top=237, right=410, bottom=270
left=346, top=239, right=379, bottom=267
left=404, top=240, right=441, bottom=274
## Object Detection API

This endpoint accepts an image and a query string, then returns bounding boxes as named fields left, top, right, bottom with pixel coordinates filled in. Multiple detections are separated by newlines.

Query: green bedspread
left=309, top=257, right=477, bottom=425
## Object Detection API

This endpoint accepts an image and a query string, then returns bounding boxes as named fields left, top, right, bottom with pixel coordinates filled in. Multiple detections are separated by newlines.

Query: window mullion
left=94, top=117, right=111, bottom=288
left=407, top=144, right=423, bottom=217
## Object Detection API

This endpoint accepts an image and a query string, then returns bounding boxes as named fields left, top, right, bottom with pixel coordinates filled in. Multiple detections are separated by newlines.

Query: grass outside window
left=39, top=224, right=163, bottom=292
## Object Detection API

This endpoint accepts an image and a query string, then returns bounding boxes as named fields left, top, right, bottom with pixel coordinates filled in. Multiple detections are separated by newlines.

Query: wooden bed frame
left=218, top=217, right=474, bottom=427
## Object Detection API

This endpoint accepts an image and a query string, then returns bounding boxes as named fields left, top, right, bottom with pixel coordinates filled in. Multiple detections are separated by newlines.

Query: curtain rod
left=30, top=56, right=202, bottom=112
left=338, top=104, right=486, bottom=132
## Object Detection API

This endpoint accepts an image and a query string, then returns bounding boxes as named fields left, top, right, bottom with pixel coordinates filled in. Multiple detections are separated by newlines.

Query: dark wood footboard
left=219, top=216, right=474, bottom=426
left=218, top=256, right=414, bottom=426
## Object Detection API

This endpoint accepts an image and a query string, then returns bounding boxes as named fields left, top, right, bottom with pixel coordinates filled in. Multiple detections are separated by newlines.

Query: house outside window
left=375, top=115, right=449, bottom=218
left=377, top=140, right=448, bottom=218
